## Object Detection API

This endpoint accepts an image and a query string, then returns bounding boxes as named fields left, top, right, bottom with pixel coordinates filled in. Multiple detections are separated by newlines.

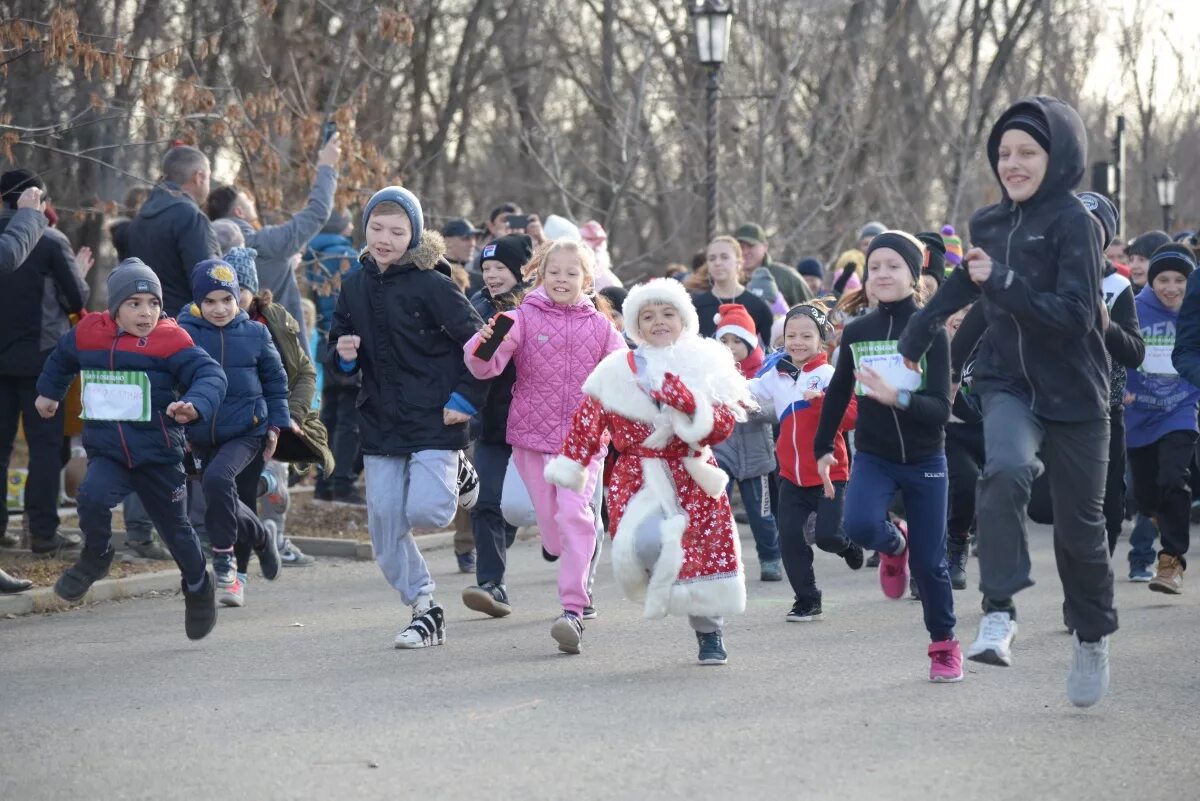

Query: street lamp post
left=1156, top=166, right=1178, bottom=232
left=691, top=1, right=733, bottom=243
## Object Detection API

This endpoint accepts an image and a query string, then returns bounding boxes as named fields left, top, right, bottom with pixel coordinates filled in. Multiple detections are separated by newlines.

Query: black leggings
left=233, top=447, right=266, bottom=574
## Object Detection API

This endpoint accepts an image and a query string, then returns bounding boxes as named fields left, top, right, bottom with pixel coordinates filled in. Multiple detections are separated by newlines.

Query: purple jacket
left=465, top=287, right=626, bottom=453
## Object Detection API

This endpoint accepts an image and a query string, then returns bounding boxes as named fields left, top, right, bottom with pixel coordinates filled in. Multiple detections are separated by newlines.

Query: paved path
left=2, top=523, right=1198, bottom=801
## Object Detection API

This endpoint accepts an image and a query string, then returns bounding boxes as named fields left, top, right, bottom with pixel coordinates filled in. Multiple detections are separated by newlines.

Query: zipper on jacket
left=1004, top=205, right=1037, bottom=411
left=211, top=326, right=224, bottom=444
left=885, top=315, right=907, bottom=464
left=791, top=376, right=801, bottom=483
left=110, top=333, right=133, bottom=468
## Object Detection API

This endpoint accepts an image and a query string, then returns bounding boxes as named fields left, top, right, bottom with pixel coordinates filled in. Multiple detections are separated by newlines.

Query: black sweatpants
left=776, top=479, right=850, bottom=606
left=1128, top=428, right=1196, bottom=567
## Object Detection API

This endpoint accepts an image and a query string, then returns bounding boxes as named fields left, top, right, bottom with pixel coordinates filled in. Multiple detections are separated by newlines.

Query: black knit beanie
left=865, top=231, right=925, bottom=282
left=1129, top=230, right=1172, bottom=258
left=0, top=169, right=44, bottom=209
left=1147, top=243, right=1196, bottom=284
left=479, top=233, right=533, bottom=283
left=1002, top=109, right=1051, bottom=152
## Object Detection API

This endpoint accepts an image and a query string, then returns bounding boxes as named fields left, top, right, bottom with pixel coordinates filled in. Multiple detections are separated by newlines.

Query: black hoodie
left=123, top=182, right=220, bottom=314
left=898, top=96, right=1109, bottom=422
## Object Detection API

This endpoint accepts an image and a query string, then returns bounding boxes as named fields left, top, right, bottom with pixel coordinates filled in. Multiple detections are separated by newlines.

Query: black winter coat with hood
left=328, top=230, right=486, bottom=455
left=898, top=96, right=1109, bottom=422
left=123, top=182, right=220, bottom=314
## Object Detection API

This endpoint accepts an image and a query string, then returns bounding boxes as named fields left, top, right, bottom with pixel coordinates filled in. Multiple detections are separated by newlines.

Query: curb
left=289, top=529, right=458, bottom=561
left=0, top=569, right=181, bottom=617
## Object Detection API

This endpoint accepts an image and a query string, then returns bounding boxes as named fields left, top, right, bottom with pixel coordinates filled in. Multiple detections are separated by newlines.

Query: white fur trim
left=622, top=279, right=700, bottom=346
left=670, top=393, right=715, bottom=445
left=683, top=452, right=730, bottom=498
left=715, top=324, right=756, bottom=349
left=543, top=455, right=588, bottom=493
left=583, top=351, right=670, bottom=426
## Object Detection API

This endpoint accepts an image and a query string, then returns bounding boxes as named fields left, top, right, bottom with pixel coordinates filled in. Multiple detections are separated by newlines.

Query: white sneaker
left=457, top=451, right=480, bottom=510
left=394, top=603, right=445, bottom=649
left=1067, top=634, right=1110, bottom=708
left=966, top=611, right=1017, bottom=666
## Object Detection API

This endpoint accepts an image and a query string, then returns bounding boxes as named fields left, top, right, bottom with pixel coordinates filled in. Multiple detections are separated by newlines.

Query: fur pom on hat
left=622, top=278, right=700, bottom=346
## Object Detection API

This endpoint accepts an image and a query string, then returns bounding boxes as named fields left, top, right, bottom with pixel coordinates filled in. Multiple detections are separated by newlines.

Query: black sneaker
left=0, top=567, right=32, bottom=594
left=457, top=451, right=479, bottom=510
left=254, top=526, right=281, bottom=581
left=54, top=547, right=115, bottom=602
left=551, top=611, right=584, bottom=654
left=462, top=581, right=512, bottom=618
left=865, top=551, right=881, bottom=568
left=840, top=542, right=865, bottom=571
left=313, top=485, right=335, bottom=504
left=182, top=571, right=217, bottom=640
left=948, top=543, right=968, bottom=590
left=786, top=601, right=822, bottom=622
left=696, top=630, right=728, bottom=665
left=395, top=603, right=446, bottom=648
left=331, top=487, right=367, bottom=507
left=125, top=538, right=173, bottom=561
left=31, top=531, right=82, bottom=555
left=542, top=546, right=559, bottom=563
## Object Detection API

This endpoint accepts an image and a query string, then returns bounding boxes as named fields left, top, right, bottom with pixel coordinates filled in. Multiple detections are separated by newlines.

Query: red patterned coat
left=544, top=342, right=748, bottom=619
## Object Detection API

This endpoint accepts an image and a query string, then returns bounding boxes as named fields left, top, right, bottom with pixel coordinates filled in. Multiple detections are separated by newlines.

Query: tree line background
left=2, top=0, right=1197, bottom=296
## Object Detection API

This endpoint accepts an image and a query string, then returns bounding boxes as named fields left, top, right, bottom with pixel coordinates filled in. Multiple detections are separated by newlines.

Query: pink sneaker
left=878, top=520, right=909, bottom=599
left=928, top=639, right=964, bottom=682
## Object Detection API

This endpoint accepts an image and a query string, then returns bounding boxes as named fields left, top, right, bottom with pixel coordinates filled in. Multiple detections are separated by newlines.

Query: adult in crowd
left=0, top=185, right=48, bottom=276
left=123, top=145, right=219, bottom=313
left=689, top=235, right=774, bottom=344
left=733, top=223, right=811, bottom=306
left=579, top=220, right=623, bottom=290
left=0, top=169, right=89, bottom=555
left=442, top=217, right=482, bottom=293
left=467, top=202, right=521, bottom=274
left=207, top=134, right=341, bottom=343
left=796, top=257, right=825, bottom=299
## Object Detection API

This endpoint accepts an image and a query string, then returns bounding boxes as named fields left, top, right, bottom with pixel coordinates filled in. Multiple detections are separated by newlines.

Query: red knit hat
left=715, top=303, right=757, bottom=349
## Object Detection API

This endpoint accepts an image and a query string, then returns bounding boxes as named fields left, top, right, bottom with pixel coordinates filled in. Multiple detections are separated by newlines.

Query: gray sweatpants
left=633, top=511, right=721, bottom=634
left=364, top=451, right=459, bottom=606
left=976, top=391, right=1118, bottom=641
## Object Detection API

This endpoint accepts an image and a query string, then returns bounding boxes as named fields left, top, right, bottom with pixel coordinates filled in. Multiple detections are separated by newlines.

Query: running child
left=749, top=301, right=864, bottom=622
left=544, top=278, right=753, bottom=664
left=36, top=259, right=227, bottom=639
left=465, top=239, right=626, bottom=654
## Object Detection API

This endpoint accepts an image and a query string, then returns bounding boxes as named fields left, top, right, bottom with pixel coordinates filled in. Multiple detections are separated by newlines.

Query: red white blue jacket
left=36, top=312, right=226, bottom=468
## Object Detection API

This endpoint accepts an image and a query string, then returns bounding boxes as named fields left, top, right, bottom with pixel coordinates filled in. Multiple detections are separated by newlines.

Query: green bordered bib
left=849, top=339, right=926, bottom=396
left=79, top=370, right=152, bottom=422
left=1140, top=334, right=1177, bottom=376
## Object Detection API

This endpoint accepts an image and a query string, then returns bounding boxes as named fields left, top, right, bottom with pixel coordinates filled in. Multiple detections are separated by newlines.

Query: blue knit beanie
left=223, top=246, right=259, bottom=294
left=796, top=257, right=824, bottom=279
left=362, top=186, right=423, bottom=251
left=191, top=259, right=240, bottom=305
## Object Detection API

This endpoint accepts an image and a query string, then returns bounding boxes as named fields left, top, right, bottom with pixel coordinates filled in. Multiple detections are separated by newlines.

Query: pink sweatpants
left=511, top=446, right=605, bottom=615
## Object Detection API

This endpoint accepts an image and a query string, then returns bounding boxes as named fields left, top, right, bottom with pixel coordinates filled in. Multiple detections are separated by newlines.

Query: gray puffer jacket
left=714, top=407, right=777, bottom=481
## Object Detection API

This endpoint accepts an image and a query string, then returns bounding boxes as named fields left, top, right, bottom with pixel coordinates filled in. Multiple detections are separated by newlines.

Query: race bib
left=849, top=340, right=925, bottom=396
left=1141, top=336, right=1177, bottom=376
left=80, top=370, right=151, bottom=422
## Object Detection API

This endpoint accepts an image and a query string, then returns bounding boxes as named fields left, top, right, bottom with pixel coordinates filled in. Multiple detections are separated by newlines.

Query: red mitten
left=651, top=372, right=697, bottom=414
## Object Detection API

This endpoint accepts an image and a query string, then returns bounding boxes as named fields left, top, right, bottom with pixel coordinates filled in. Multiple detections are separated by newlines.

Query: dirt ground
left=0, top=550, right=173, bottom=589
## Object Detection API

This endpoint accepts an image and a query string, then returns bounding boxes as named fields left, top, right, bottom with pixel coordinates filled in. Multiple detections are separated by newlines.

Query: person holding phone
left=813, top=231, right=961, bottom=684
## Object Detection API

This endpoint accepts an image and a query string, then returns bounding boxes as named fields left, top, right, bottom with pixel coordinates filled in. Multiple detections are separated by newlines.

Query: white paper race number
left=849, top=340, right=925, bottom=397
left=1140, top=337, right=1177, bottom=376
left=80, top=370, right=152, bottom=422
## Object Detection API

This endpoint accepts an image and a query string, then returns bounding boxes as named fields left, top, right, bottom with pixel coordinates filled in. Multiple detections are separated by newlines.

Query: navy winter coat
left=178, top=305, right=290, bottom=444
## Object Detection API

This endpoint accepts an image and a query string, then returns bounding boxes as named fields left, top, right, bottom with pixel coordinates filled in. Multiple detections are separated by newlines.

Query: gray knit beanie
left=107, top=258, right=162, bottom=317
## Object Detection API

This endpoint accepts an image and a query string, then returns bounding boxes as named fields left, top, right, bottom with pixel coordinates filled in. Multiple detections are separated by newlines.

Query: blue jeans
left=843, top=450, right=956, bottom=641
left=1128, top=514, right=1158, bottom=569
left=723, top=470, right=781, bottom=562
left=471, top=440, right=517, bottom=585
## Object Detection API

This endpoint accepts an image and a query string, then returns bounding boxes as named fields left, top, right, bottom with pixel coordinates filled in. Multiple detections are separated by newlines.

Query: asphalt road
left=2, top=523, right=1198, bottom=801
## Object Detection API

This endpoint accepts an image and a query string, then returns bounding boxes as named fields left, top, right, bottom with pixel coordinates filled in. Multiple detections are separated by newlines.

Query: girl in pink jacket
left=465, top=240, right=627, bottom=655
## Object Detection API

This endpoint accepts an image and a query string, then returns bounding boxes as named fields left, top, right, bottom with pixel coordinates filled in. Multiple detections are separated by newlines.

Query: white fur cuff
left=670, top=394, right=714, bottom=445
left=544, top=455, right=588, bottom=493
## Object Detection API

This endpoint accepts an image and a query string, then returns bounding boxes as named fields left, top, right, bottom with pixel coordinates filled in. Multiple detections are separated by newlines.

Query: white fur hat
left=622, top=278, right=700, bottom=345
left=542, top=214, right=581, bottom=242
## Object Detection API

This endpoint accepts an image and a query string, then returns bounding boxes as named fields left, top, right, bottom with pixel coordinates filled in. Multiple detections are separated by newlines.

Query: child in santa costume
left=544, top=278, right=755, bottom=665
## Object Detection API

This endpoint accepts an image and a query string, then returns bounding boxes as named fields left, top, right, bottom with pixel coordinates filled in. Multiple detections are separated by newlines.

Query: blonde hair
left=299, top=297, right=317, bottom=331
left=523, top=239, right=596, bottom=288
left=369, top=200, right=407, bottom=218
left=686, top=235, right=745, bottom=290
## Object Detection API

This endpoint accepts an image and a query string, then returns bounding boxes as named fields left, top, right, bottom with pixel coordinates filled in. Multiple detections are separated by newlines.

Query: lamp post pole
left=705, top=66, right=720, bottom=243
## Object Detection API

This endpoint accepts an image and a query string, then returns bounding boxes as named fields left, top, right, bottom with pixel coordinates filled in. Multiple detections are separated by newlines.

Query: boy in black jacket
left=898, top=96, right=1117, bottom=708
left=330, top=187, right=485, bottom=649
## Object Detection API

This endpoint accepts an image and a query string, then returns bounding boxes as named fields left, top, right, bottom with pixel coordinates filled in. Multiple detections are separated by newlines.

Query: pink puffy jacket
left=465, top=287, right=626, bottom=453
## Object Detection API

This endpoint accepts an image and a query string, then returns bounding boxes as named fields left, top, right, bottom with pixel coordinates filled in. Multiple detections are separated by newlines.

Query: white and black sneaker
left=551, top=611, right=584, bottom=654
left=394, top=603, right=446, bottom=649
left=966, top=610, right=1017, bottom=666
left=457, top=451, right=479, bottom=510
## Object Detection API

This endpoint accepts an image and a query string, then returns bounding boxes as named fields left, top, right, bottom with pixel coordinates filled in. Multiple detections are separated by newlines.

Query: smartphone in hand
left=473, top=314, right=515, bottom=361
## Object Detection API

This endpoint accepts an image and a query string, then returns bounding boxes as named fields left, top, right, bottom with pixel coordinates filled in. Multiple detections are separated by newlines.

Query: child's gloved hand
left=35, top=395, right=59, bottom=419
left=651, top=372, right=696, bottom=415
